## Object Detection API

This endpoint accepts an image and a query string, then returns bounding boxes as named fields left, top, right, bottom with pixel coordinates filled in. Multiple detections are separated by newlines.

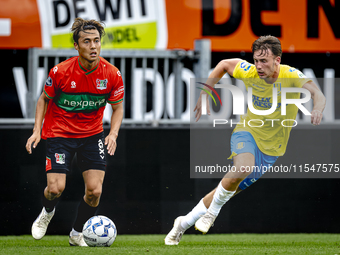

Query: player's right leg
left=68, top=132, right=106, bottom=246
left=32, top=173, right=66, bottom=240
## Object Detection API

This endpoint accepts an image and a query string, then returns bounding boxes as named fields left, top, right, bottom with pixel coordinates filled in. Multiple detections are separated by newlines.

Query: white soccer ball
left=82, top=215, right=117, bottom=247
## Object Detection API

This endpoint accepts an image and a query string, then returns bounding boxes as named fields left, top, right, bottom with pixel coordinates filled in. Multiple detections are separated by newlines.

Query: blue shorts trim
left=230, top=131, right=278, bottom=190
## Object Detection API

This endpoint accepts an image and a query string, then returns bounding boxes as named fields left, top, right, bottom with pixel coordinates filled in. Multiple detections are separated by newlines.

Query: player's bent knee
left=85, top=189, right=102, bottom=207
left=234, top=165, right=252, bottom=173
left=92, top=189, right=102, bottom=199
left=47, top=186, right=64, bottom=198
left=86, top=187, right=102, bottom=199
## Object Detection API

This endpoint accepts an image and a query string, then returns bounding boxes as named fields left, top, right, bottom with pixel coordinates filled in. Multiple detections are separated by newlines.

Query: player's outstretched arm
left=26, top=92, right=49, bottom=154
left=302, top=81, right=326, bottom=125
left=194, top=58, right=242, bottom=122
left=105, top=103, right=124, bottom=156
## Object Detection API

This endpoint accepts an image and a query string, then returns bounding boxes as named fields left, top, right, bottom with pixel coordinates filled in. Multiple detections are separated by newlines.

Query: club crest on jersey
left=96, top=79, right=108, bottom=90
left=55, top=153, right=65, bottom=164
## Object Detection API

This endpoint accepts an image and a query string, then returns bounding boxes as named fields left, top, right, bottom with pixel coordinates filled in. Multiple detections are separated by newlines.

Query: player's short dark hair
left=71, top=18, right=105, bottom=44
left=252, top=35, right=282, bottom=58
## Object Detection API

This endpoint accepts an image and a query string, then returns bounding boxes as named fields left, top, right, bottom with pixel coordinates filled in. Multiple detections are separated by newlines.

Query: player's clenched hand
left=105, top=134, right=117, bottom=156
left=26, top=132, right=41, bottom=154
left=311, top=109, right=323, bottom=126
left=193, top=91, right=210, bottom=122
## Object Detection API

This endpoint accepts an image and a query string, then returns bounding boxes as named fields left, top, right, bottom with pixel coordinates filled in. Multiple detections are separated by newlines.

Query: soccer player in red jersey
left=25, top=18, right=124, bottom=246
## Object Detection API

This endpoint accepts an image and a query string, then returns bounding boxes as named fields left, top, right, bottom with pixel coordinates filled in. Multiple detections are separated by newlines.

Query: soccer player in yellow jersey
left=165, top=35, right=326, bottom=245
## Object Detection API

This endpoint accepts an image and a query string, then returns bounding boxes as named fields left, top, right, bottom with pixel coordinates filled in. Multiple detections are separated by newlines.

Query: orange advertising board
left=0, top=0, right=339, bottom=52
left=0, top=0, right=42, bottom=48
left=165, top=0, right=340, bottom=52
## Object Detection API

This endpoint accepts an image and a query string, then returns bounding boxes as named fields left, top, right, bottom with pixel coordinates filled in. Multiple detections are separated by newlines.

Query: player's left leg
left=70, top=169, right=105, bottom=246
left=69, top=132, right=106, bottom=246
left=165, top=132, right=256, bottom=244
left=195, top=134, right=279, bottom=234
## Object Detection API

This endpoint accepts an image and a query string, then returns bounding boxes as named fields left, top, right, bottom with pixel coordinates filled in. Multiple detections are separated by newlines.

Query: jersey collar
left=78, top=57, right=100, bottom=75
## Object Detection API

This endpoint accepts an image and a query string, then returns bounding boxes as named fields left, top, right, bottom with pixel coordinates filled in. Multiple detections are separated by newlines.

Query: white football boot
left=31, top=207, right=55, bottom=240
left=194, top=211, right=216, bottom=234
left=69, top=232, right=88, bottom=246
left=164, top=216, right=186, bottom=245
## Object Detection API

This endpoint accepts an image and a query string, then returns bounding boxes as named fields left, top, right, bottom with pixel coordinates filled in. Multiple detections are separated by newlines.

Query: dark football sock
left=42, top=194, right=60, bottom=213
left=73, top=198, right=97, bottom=232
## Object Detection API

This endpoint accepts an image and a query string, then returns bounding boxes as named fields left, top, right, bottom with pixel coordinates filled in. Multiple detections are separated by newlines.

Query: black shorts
left=45, top=132, right=106, bottom=174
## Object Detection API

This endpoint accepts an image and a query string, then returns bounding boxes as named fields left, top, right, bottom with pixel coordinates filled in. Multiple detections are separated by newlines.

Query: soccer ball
left=82, top=215, right=117, bottom=247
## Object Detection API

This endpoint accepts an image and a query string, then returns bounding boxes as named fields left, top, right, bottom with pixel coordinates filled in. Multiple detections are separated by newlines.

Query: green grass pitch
left=1, top=234, right=340, bottom=254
